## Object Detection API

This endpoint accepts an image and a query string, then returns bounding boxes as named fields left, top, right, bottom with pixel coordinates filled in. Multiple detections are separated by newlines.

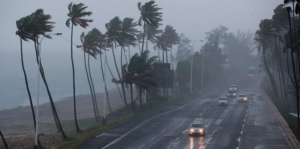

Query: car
left=229, top=85, right=238, bottom=91
left=238, top=94, right=248, bottom=102
left=218, top=97, right=228, bottom=106
left=247, top=68, right=255, bottom=78
left=189, top=121, right=205, bottom=136
left=227, top=90, right=237, bottom=98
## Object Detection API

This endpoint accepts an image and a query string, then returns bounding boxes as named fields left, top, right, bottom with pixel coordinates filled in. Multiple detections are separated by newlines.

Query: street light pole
left=34, top=33, right=62, bottom=148
left=190, top=40, right=203, bottom=94
left=103, top=36, right=117, bottom=125
left=201, top=49, right=204, bottom=88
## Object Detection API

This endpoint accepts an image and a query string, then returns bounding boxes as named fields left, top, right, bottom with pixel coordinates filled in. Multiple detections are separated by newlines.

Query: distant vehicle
left=238, top=94, right=248, bottom=102
left=247, top=68, right=255, bottom=77
left=227, top=90, right=237, bottom=98
left=229, top=85, right=238, bottom=91
left=189, top=120, right=205, bottom=136
left=218, top=97, right=228, bottom=106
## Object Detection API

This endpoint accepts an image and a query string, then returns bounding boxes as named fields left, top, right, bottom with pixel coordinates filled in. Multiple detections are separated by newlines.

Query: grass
left=56, top=90, right=198, bottom=149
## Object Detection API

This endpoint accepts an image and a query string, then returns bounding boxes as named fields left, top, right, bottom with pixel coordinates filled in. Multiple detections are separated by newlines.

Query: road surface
left=77, top=76, right=297, bottom=149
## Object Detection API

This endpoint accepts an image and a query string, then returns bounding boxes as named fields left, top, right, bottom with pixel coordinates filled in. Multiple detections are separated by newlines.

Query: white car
left=229, top=85, right=238, bottom=91
left=189, top=123, right=205, bottom=136
left=238, top=94, right=248, bottom=102
left=218, top=97, right=228, bottom=106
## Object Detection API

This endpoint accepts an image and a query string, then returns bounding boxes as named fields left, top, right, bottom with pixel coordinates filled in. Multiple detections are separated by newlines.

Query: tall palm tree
left=137, top=0, right=162, bottom=54
left=120, top=17, right=140, bottom=107
left=66, top=2, right=93, bottom=132
left=272, top=4, right=289, bottom=99
left=16, top=15, right=37, bottom=133
left=112, top=53, right=157, bottom=113
left=256, top=19, right=278, bottom=97
left=78, top=28, right=102, bottom=121
left=105, top=16, right=126, bottom=111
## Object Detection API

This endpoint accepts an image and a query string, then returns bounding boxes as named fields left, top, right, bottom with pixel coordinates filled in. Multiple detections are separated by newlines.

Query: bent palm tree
left=138, top=0, right=162, bottom=53
left=66, top=2, right=93, bottom=132
left=112, top=53, right=157, bottom=113
left=78, top=28, right=101, bottom=121
left=30, top=9, right=67, bottom=139
left=256, top=19, right=278, bottom=97
left=0, top=130, right=8, bottom=149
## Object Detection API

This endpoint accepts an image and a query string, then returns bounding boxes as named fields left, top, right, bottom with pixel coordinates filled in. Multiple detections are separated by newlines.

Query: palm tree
left=138, top=50, right=158, bottom=109
left=66, top=2, right=93, bottom=132
left=0, top=130, right=8, bottom=149
left=272, top=4, right=290, bottom=99
left=26, top=9, right=67, bottom=139
left=16, top=15, right=37, bottom=134
left=112, top=53, right=157, bottom=113
left=137, top=0, right=162, bottom=54
left=105, top=16, right=127, bottom=111
left=120, top=17, right=140, bottom=107
left=256, top=19, right=278, bottom=97
left=78, top=28, right=102, bottom=121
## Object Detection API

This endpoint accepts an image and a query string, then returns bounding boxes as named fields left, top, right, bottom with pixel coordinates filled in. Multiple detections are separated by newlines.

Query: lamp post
left=34, top=33, right=62, bottom=148
left=103, top=36, right=117, bottom=125
left=190, top=40, right=203, bottom=94
left=201, top=48, right=204, bottom=88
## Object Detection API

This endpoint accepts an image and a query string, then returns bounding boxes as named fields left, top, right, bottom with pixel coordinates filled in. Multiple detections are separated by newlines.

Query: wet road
left=77, top=77, right=295, bottom=149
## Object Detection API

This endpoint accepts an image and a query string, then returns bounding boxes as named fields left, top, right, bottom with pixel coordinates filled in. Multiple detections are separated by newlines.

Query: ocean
left=0, top=46, right=123, bottom=111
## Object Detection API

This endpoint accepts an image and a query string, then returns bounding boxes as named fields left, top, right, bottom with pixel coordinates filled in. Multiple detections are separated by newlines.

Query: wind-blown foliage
left=66, top=2, right=93, bottom=133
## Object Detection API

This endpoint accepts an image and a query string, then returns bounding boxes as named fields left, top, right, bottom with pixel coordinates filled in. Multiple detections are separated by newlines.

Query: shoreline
left=0, top=87, right=135, bottom=138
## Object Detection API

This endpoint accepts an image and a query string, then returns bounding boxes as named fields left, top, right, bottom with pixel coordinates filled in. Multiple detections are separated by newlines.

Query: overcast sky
left=0, top=0, right=287, bottom=55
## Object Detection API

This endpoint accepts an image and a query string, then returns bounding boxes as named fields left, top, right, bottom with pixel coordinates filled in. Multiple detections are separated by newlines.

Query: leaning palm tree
left=16, top=15, right=37, bottom=134
left=112, top=53, right=157, bottom=113
left=137, top=0, right=162, bottom=54
left=256, top=19, right=278, bottom=97
left=30, top=9, right=67, bottom=139
left=272, top=4, right=290, bottom=100
left=78, top=28, right=102, bottom=121
left=105, top=16, right=125, bottom=112
left=66, top=2, right=93, bottom=132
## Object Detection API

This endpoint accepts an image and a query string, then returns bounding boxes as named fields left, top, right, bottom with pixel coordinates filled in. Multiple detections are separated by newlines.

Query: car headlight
left=244, top=97, right=247, bottom=101
left=200, top=129, right=203, bottom=132
left=190, top=129, right=194, bottom=132
left=233, top=93, right=236, bottom=95
left=228, top=93, right=230, bottom=95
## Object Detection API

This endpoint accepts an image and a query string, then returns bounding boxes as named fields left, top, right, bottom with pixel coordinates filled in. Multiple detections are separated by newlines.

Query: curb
left=261, top=88, right=300, bottom=149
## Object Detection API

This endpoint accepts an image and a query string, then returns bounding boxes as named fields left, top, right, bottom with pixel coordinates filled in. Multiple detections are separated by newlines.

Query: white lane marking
left=102, top=83, right=224, bottom=149
left=96, top=133, right=105, bottom=138
left=138, top=144, right=145, bottom=149
left=150, top=136, right=156, bottom=140
left=161, top=129, right=165, bottom=133
left=182, top=129, right=188, bottom=134
left=175, top=137, right=180, bottom=142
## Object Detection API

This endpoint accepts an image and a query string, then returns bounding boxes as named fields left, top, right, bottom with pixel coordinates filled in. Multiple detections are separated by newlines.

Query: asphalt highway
left=77, top=76, right=295, bottom=149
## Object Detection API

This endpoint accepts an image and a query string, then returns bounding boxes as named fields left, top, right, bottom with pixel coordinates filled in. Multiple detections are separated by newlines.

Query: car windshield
left=191, top=124, right=203, bottom=127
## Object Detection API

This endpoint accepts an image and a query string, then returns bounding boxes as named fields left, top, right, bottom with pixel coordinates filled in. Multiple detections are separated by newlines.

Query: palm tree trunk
left=88, top=55, right=101, bottom=118
left=34, top=42, right=66, bottom=139
left=111, top=46, right=128, bottom=111
left=274, top=33, right=284, bottom=99
left=0, top=130, right=8, bottom=149
left=103, top=54, right=114, bottom=112
left=129, top=47, right=131, bottom=60
left=141, top=22, right=146, bottom=54
left=84, top=51, right=99, bottom=121
left=124, top=47, right=128, bottom=64
left=70, top=24, right=81, bottom=132
left=287, top=43, right=296, bottom=87
left=166, top=50, right=169, bottom=98
left=139, top=87, right=142, bottom=110
left=158, top=48, right=160, bottom=61
left=20, top=38, right=37, bottom=129
left=130, top=84, right=135, bottom=114
left=262, top=44, right=278, bottom=97
left=162, top=46, right=166, bottom=99
left=288, top=11, right=300, bottom=133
